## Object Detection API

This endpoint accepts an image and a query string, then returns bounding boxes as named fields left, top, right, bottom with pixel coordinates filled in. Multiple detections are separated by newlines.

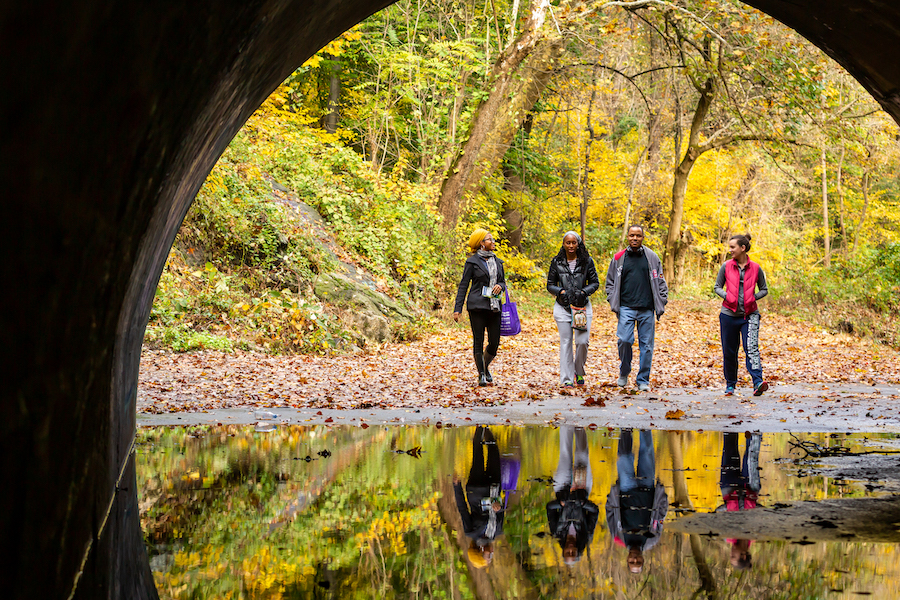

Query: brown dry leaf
left=665, top=409, right=686, bottom=420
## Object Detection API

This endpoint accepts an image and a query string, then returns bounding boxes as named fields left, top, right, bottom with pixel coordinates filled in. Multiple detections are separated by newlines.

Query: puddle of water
left=137, top=425, right=900, bottom=599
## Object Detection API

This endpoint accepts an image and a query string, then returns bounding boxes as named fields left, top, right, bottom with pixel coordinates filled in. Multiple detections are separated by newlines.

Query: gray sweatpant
left=553, top=300, right=593, bottom=385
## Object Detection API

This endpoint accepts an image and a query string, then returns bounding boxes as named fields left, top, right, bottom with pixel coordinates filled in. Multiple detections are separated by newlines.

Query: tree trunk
left=821, top=147, right=831, bottom=268
left=502, top=167, right=526, bottom=249
left=437, top=0, right=555, bottom=229
left=581, top=65, right=600, bottom=240
left=664, top=144, right=701, bottom=284
left=720, top=165, right=757, bottom=261
left=664, top=73, right=716, bottom=285
left=621, top=143, right=647, bottom=242
left=669, top=432, right=716, bottom=598
left=436, top=478, right=496, bottom=599
left=852, top=171, right=870, bottom=253
left=323, top=57, right=341, bottom=135
left=836, top=144, right=846, bottom=256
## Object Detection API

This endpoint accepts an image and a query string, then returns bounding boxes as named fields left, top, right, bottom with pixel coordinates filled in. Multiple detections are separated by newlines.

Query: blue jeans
left=617, top=307, right=655, bottom=386
left=617, top=429, right=656, bottom=493
left=719, top=312, right=763, bottom=388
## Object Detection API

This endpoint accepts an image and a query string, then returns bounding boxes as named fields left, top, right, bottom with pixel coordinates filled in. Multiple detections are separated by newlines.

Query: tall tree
left=437, top=0, right=562, bottom=228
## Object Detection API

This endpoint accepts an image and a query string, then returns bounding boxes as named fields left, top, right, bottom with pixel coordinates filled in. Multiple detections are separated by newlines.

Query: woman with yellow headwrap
left=453, top=229, right=507, bottom=386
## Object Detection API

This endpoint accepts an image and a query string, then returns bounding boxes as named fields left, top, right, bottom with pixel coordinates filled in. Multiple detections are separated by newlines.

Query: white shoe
left=638, top=383, right=650, bottom=392
left=617, top=376, right=628, bottom=387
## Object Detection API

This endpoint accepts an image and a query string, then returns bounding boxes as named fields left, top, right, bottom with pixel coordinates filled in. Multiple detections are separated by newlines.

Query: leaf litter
left=138, top=300, right=900, bottom=415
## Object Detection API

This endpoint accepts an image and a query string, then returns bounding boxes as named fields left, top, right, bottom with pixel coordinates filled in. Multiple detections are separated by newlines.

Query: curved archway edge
left=0, top=1, right=896, bottom=598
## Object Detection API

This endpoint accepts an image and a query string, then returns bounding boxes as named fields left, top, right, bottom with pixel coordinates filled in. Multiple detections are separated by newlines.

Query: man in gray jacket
left=605, top=226, right=668, bottom=391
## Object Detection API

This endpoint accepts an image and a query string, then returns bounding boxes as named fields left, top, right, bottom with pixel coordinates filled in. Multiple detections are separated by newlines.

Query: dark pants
left=720, top=432, right=762, bottom=495
left=720, top=432, right=750, bottom=490
left=719, top=312, right=763, bottom=388
left=469, top=309, right=501, bottom=373
left=468, top=426, right=501, bottom=487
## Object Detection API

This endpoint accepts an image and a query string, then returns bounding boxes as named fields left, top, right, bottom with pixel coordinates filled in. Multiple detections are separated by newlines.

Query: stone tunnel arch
left=1, top=1, right=898, bottom=598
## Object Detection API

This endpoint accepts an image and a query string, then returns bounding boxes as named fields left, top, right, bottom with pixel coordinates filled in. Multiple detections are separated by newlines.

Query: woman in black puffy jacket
left=546, top=231, right=600, bottom=386
left=453, top=229, right=506, bottom=387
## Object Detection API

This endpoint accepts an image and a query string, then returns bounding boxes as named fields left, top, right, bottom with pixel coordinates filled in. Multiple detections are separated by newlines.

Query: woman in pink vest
left=714, top=234, right=769, bottom=396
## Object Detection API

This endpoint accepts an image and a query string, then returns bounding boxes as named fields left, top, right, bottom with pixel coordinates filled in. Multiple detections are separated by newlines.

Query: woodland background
left=145, top=0, right=900, bottom=355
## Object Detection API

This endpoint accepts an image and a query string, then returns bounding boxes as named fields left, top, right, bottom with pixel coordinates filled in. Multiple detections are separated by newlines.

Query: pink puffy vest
left=722, top=259, right=760, bottom=315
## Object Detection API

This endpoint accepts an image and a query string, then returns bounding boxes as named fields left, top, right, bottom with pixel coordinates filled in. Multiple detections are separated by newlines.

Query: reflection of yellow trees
left=355, top=494, right=442, bottom=556
left=139, top=426, right=900, bottom=598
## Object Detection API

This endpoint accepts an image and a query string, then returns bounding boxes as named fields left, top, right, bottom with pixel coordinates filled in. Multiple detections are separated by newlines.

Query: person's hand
left=492, top=284, right=502, bottom=295
left=452, top=312, right=461, bottom=322
left=574, top=289, right=587, bottom=306
left=492, top=501, right=502, bottom=512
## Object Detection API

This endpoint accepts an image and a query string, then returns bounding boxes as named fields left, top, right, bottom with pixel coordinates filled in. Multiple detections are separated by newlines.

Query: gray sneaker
left=638, top=383, right=650, bottom=392
left=617, top=376, right=628, bottom=388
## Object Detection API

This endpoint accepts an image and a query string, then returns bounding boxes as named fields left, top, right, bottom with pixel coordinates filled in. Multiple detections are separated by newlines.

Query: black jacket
left=546, top=255, right=600, bottom=308
left=547, top=489, right=600, bottom=555
left=454, top=254, right=507, bottom=313
left=454, top=481, right=505, bottom=541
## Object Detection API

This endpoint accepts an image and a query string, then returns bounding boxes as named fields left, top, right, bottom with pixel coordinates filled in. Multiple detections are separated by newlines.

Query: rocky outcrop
left=267, top=176, right=421, bottom=344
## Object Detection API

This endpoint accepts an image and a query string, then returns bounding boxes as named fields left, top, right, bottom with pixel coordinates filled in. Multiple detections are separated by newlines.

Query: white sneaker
left=617, top=376, right=628, bottom=387
left=638, top=383, right=650, bottom=392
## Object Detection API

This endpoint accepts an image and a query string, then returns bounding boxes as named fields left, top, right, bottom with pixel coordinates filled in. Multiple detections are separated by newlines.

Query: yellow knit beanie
left=467, top=228, right=490, bottom=253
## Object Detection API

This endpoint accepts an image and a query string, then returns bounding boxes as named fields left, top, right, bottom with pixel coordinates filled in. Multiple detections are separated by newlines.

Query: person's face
left=481, top=234, right=495, bottom=251
left=563, top=234, right=579, bottom=256
left=730, top=541, right=751, bottom=567
left=627, top=548, right=644, bottom=574
left=562, top=536, right=579, bottom=564
left=627, top=228, right=644, bottom=249
left=728, top=238, right=747, bottom=261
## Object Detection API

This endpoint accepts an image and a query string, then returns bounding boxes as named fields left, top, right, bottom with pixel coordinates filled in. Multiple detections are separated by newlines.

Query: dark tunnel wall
left=745, top=0, right=900, bottom=117
left=0, top=2, right=392, bottom=598
left=0, top=1, right=897, bottom=598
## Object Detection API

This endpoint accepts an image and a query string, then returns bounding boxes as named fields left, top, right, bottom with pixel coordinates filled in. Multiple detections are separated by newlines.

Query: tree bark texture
left=664, top=77, right=715, bottom=285
left=437, top=0, right=559, bottom=229
left=324, top=58, right=341, bottom=135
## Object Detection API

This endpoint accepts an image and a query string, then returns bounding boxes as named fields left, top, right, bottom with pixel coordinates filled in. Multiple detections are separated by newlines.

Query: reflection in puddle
left=137, top=426, right=900, bottom=598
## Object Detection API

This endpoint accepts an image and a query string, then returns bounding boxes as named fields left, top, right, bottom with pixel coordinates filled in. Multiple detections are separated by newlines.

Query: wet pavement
left=138, top=382, right=900, bottom=433
left=139, top=424, right=900, bottom=599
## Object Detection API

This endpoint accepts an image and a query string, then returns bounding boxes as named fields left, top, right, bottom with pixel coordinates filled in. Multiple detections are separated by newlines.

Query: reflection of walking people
left=605, top=226, right=668, bottom=392
left=547, top=425, right=599, bottom=565
left=717, top=432, right=762, bottom=570
left=453, top=229, right=507, bottom=387
left=547, top=232, right=600, bottom=387
left=714, top=233, right=769, bottom=396
left=606, top=429, right=669, bottom=574
left=454, top=426, right=504, bottom=568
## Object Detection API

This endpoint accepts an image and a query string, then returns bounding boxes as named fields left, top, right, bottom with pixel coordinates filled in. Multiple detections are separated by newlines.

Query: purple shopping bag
left=500, top=456, right=520, bottom=509
left=500, top=288, right=521, bottom=336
